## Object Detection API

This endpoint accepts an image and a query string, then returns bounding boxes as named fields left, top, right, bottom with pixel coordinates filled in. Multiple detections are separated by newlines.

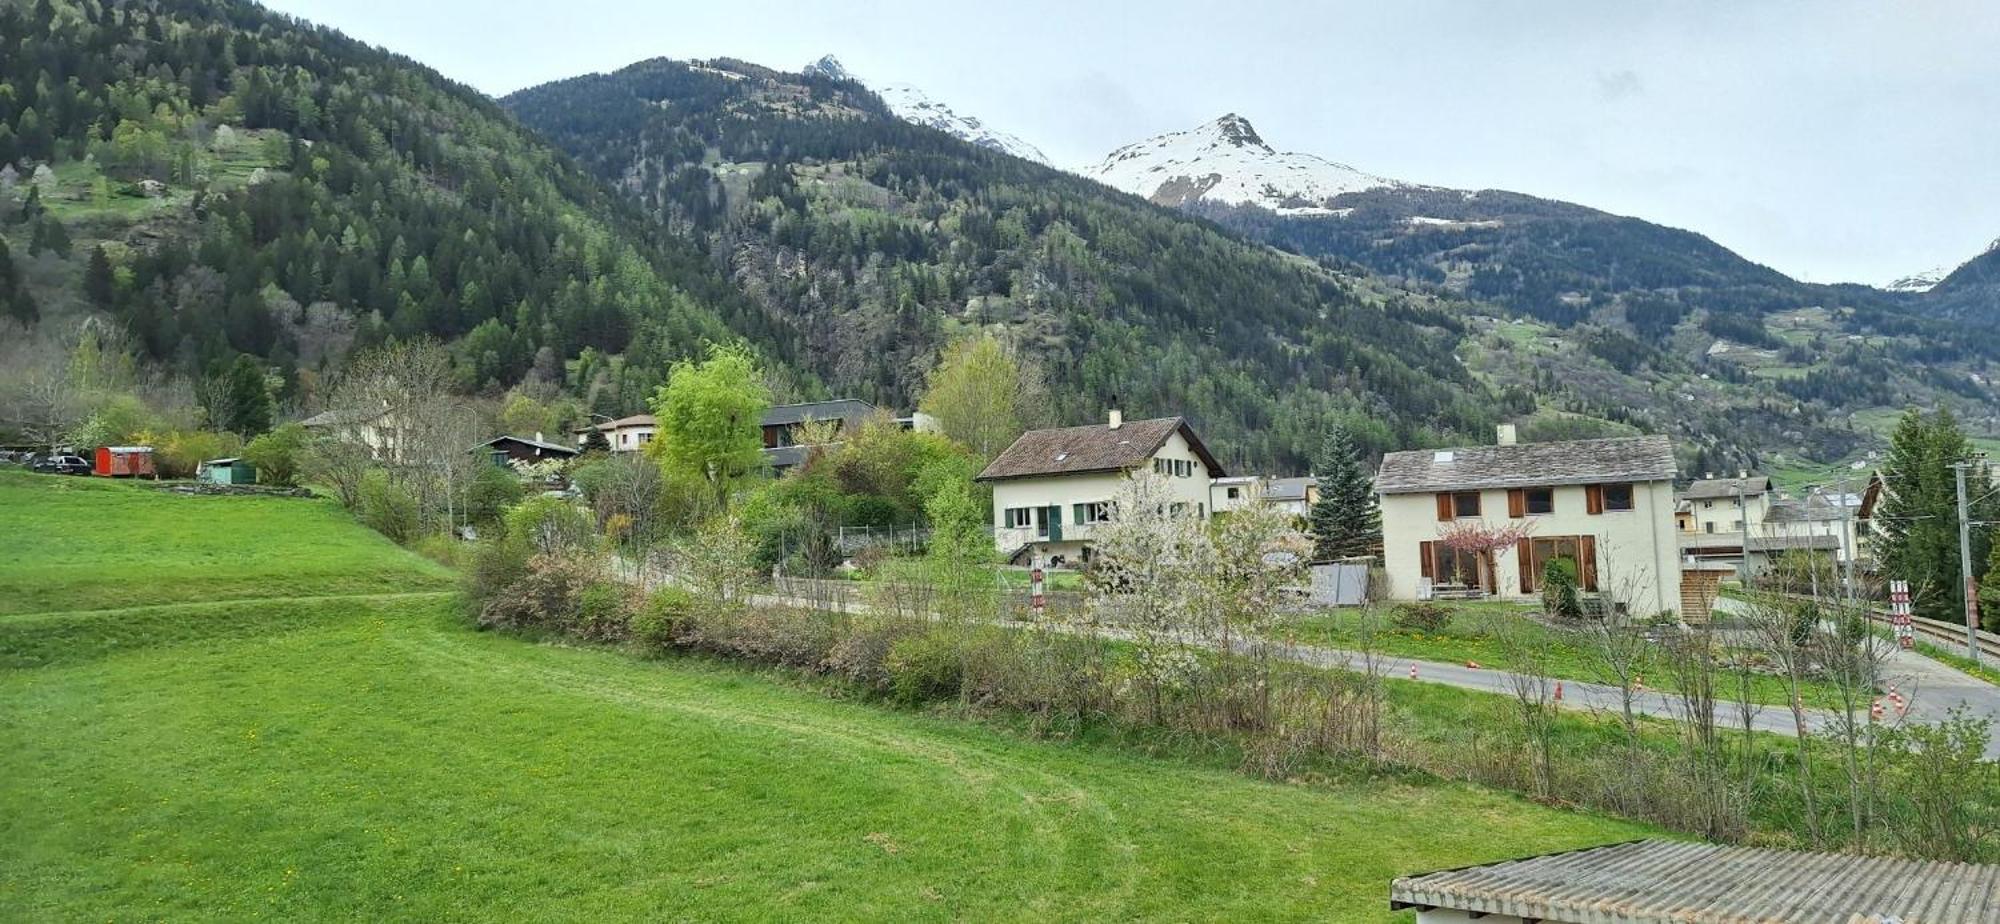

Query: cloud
left=1595, top=69, right=1644, bottom=103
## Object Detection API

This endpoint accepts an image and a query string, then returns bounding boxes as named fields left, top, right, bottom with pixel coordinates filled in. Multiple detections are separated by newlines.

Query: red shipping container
left=94, top=446, right=156, bottom=478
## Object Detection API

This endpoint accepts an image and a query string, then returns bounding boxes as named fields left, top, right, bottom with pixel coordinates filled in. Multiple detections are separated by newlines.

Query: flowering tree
left=1434, top=519, right=1537, bottom=593
left=1085, top=473, right=1216, bottom=720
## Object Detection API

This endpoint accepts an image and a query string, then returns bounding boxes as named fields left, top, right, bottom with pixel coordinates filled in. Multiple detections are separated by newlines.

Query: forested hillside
left=1197, top=188, right=2000, bottom=475
left=503, top=59, right=1505, bottom=471
left=0, top=0, right=780, bottom=415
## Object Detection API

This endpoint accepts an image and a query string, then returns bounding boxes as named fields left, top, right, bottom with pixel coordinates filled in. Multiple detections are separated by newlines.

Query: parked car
left=32, top=454, right=91, bottom=475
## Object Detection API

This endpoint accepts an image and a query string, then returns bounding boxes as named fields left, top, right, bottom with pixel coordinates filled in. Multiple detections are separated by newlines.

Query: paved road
left=621, top=562, right=2000, bottom=757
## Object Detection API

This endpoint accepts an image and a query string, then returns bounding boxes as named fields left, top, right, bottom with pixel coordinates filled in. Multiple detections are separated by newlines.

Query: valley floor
left=0, top=475, right=1649, bottom=921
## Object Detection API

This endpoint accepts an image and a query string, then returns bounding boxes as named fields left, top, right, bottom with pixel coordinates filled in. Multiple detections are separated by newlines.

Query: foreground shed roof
left=1390, top=839, right=2000, bottom=924
left=976, top=417, right=1225, bottom=482
left=1376, top=435, right=1675, bottom=494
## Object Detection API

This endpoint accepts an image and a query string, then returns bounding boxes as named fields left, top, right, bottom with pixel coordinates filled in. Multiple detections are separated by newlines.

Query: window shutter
left=1436, top=493, right=1454, bottom=522
left=1579, top=535, right=1599, bottom=591
left=1507, top=488, right=1526, bottom=518
left=1419, top=541, right=1435, bottom=579
left=1585, top=484, right=1605, bottom=515
left=1517, top=538, right=1535, bottom=593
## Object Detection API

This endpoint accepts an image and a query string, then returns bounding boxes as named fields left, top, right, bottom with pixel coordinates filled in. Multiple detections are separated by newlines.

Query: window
left=1169, top=502, right=1188, bottom=516
left=1705, top=522, right=1716, bottom=534
left=1602, top=483, right=1636, bottom=511
left=1452, top=491, right=1482, bottom=518
left=1524, top=487, right=1554, bottom=515
left=1073, top=501, right=1110, bottom=525
left=1226, top=486, right=1241, bottom=499
left=636, top=432, right=652, bottom=444
left=1433, top=545, right=1483, bottom=589
left=1003, top=508, right=1034, bottom=529
left=1702, top=500, right=1714, bottom=509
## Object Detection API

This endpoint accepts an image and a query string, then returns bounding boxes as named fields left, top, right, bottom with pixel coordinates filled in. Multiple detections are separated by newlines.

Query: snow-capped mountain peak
left=1085, top=113, right=1401, bottom=213
left=1882, top=265, right=1952, bottom=294
left=802, top=54, right=858, bottom=83
left=799, top=56, right=1050, bottom=165
left=877, top=83, right=1050, bottom=165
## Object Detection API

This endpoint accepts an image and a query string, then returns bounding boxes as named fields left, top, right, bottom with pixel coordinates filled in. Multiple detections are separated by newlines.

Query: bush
left=242, top=422, right=307, bottom=486
left=465, top=464, right=524, bottom=528
left=505, top=494, right=596, bottom=556
left=1541, top=558, right=1583, bottom=620
left=477, top=552, right=599, bottom=634
left=463, top=534, right=530, bottom=613
left=1391, top=602, right=1451, bottom=633
left=572, top=580, right=637, bottom=642
left=826, top=617, right=924, bottom=690
left=358, top=470, right=420, bottom=543
left=885, top=632, right=966, bottom=705
left=630, top=586, right=696, bottom=650
left=154, top=429, right=242, bottom=479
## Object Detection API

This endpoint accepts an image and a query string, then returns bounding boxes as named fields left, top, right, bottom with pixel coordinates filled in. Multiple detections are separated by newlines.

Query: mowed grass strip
left=0, top=471, right=452, bottom=614
left=0, top=597, right=1649, bottom=922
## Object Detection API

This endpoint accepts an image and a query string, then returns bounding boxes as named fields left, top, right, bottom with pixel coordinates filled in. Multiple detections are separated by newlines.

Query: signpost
left=1890, top=579, right=1915, bottom=650
left=1030, top=555, right=1046, bottom=620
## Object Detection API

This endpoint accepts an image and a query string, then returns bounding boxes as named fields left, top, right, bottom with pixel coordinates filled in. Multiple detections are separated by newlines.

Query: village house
left=1376, top=427, right=1682, bottom=617
left=759, top=399, right=880, bottom=472
left=1678, top=472, right=1881, bottom=575
left=302, top=406, right=414, bottom=462
left=573, top=413, right=657, bottom=453
left=1210, top=475, right=1318, bottom=518
left=477, top=434, right=580, bottom=467
left=975, top=411, right=1224, bottom=567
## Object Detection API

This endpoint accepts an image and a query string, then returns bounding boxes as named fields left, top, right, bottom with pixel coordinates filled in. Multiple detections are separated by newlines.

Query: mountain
left=1883, top=265, right=1954, bottom=294
left=1086, top=114, right=1400, bottom=213
left=876, top=84, right=1051, bottom=166
left=1924, top=238, right=2000, bottom=320
left=0, top=0, right=765, bottom=417
left=504, top=58, right=1498, bottom=470
left=802, top=56, right=1050, bottom=166
left=1086, top=114, right=1999, bottom=472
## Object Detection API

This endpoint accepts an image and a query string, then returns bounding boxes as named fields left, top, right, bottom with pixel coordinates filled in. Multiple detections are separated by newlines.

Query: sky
left=264, top=0, right=2000, bottom=287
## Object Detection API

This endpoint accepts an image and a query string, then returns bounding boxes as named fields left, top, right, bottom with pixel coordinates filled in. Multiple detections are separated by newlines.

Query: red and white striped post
left=1891, top=581, right=1915, bottom=650
left=1030, top=555, right=1046, bottom=621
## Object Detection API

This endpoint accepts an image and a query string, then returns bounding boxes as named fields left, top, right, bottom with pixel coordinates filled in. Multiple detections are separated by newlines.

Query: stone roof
left=1264, top=476, right=1316, bottom=502
left=976, top=417, right=1224, bottom=482
left=1391, top=839, right=2000, bottom=924
left=1376, top=435, right=1675, bottom=495
left=1681, top=475, right=1771, bottom=500
left=574, top=413, right=655, bottom=433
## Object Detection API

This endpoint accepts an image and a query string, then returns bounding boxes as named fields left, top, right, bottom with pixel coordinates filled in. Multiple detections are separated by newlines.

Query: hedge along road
left=620, top=563, right=2000, bottom=760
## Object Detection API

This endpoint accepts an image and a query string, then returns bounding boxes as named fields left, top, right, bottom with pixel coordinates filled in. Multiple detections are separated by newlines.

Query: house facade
left=1680, top=474, right=1774, bottom=536
left=1211, top=475, right=1318, bottom=518
left=760, top=399, right=880, bottom=472
left=574, top=414, right=657, bottom=453
left=1377, top=429, right=1682, bottom=617
left=1679, top=474, right=1879, bottom=574
left=975, top=412, right=1223, bottom=567
left=479, top=434, right=580, bottom=467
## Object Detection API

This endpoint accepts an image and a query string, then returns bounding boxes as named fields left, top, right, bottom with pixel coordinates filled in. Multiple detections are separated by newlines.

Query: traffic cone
left=1554, top=681, right=1564, bottom=702
left=1409, top=663, right=1418, bottom=680
left=1870, top=699, right=1884, bottom=722
left=1465, top=660, right=1481, bottom=669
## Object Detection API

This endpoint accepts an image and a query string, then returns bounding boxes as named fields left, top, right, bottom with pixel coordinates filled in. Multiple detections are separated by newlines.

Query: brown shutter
left=1579, top=535, right=1599, bottom=591
left=1585, top=484, right=1605, bottom=515
left=1419, top=541, right=1436, bottom=579
left=1517, top=538, right=1535, bottom=593
left=1436, top=493, right=1454, bottom=521
left=1507, top=488, right=1526, bottom=518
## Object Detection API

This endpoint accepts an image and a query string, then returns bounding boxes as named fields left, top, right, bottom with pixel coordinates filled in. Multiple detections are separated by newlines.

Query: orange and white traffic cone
left=1870, top=699, right=1884, bottom=722
left=1409, top=663, right=1419, bottom=680
left=1465, top=660, right=1481, bottom=669
left=1554, top=681, right=1564, bottom=702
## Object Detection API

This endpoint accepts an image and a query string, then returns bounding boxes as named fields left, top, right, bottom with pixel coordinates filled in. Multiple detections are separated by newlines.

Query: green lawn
left=1279, top=603, right=1846, bottom=708
left=0, top=470, right=453, bottom=614
left=0, top=462, right=1656, bottom=920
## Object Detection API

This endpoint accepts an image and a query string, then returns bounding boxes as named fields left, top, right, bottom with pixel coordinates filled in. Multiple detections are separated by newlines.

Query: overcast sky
left=266, top=0, right=1999, bottom=286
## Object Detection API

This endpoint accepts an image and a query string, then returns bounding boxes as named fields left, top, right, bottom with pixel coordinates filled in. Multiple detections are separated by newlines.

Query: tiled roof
left=1391, top=839, right=2000, bottom=924
left=1681, top=475, right=1771, bottom=500
left=1376, top=435, right=1675, bottom=494
left=976, top=417, right=1225, bottom=481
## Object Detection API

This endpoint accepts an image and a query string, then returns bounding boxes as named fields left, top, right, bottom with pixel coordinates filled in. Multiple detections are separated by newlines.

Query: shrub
left=1391, top=601, right=1451, bottom=633
left=885, top=632, right=966, bottom=705
left=463, top=534, right=530, bottom=613
left=154, top=429, right=242, bottom=478
left=630, top=586, right=696, bottom=651
left=1541, top=558, right=1583, bottom=620
left=476, top=552, right=597, bottom=634
left=505, top=495, right=596, bottom=556
left=572, top=580, right=636, bottom=642
left=358, top=470, right=420, bottom=544
left=826, top=618, right=924, bottom=690
left=242, top=422, right=307, bottom=486
left=678, top=607, right=842, bottom=668
left=464, top=464, right=523, bottom=528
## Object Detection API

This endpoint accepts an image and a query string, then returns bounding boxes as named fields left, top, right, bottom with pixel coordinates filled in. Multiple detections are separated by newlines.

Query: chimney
left=1739, top=469, right=1748, bottom=480
left=1108, top=396, right=1122, bottom=430
left=1495, top=423, right=1518, bottom=447
left=534, top=431, right=544, bottom=443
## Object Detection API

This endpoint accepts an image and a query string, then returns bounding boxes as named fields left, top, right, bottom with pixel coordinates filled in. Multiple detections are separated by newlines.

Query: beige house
left=975, top=412, right=1223, bottom=567
left=1680, top=473, right=1774, bottom=536
left=574, top=413, right=657, bottom=453
left=1377, top=429, right=1682, bottom=617
left=1211, top=475, right=1318, bottom=518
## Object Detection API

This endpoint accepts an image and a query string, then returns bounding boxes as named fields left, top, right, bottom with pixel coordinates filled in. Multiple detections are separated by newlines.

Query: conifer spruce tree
left=1309, top=425, right=1380, bottom=562
left=1878, top=407, right=1995, bottom=622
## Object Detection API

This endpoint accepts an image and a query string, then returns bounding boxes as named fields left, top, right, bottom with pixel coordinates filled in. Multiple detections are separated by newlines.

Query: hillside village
left=6, top=1, right=2000, bottom=921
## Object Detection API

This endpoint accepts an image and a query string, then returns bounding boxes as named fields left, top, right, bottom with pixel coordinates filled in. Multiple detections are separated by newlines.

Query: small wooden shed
left=93, top=445, right=155, bottom=478
left=199, top=457, right=257, bottom=485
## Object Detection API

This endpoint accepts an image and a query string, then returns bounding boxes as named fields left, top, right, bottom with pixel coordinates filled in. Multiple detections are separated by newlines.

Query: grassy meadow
left=0, top=471, right=1653, bottom=921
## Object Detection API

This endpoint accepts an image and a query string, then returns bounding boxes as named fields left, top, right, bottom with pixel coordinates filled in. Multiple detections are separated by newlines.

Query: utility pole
left=1954, top=460, right=1980, bottom=664
left=1838, top=476, right=1857, bottom=605
left=1737, top=479, right=1753, bottom=588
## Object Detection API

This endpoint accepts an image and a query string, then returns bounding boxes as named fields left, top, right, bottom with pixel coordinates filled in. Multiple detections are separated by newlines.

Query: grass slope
left=0, top=471, right=452, bottom=614
left=0, top=471, right=1650, bottom=921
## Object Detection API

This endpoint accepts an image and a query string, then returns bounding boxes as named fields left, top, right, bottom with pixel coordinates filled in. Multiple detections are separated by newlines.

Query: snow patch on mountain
left=1882, top=265, right=1952, bottom=294
left=876, top=84, right=1050, bottom=165
left=1085, top=113, right=1402, bottom=210
left=800, top=56, right=1050, bottom=165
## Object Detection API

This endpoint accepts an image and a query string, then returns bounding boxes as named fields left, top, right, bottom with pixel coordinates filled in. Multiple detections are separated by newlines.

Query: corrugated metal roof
left=1390, top=839, right=2000, bottom=923
left=1376, top=435, right=1675, bottom=495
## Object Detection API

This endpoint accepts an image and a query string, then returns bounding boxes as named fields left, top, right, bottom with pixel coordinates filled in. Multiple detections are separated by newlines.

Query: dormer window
left=1434, top=450, right=1456, bottom=463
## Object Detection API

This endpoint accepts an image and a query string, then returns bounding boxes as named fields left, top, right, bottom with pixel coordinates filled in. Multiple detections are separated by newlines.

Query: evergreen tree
left=204, top=354, right=274, bottom=436
left=84, top=244, right=115, bottom=307
left=1878, top=407, right=1995, bottom=622
left=0, top=235, right=35, bottom=324
left=1308, top=424, right=1381, bottom=562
